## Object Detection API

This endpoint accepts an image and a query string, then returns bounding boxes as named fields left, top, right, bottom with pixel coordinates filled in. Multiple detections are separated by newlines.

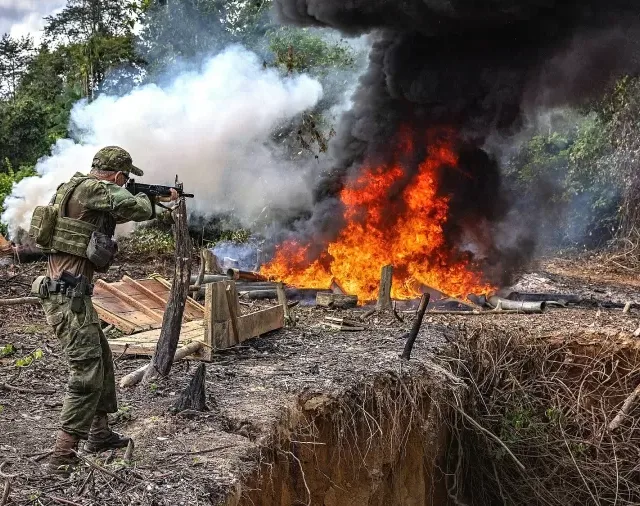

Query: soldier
left=29, top=146, right=177, bottom=475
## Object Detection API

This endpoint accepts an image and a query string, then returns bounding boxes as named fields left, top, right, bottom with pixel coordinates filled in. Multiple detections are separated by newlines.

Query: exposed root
left=439, top=323, right=640, bottom=506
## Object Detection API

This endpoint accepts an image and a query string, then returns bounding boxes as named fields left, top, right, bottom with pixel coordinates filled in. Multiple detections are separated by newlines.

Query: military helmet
left=91, top=146, right=143, bottom=176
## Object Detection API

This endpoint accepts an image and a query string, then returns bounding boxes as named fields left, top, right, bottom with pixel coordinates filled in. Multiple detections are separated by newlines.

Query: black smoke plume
left=273, top=0, right=640, bottom=285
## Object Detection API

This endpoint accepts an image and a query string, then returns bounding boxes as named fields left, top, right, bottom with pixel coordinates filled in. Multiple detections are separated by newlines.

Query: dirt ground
left=0, top=252, right=638, bottom=505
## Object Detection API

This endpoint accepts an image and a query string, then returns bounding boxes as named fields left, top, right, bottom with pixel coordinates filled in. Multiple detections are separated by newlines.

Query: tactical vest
left=29, top=176, right=116, bottom=264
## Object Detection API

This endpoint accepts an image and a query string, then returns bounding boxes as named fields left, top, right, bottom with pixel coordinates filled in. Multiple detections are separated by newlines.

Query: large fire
left=261, top=131, right=493, bottom=301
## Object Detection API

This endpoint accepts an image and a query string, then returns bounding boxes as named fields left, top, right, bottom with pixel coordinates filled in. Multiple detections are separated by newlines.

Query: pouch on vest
left=86, top=231, right=117, bottom=271
left=29, top=205, right=58, bottom=249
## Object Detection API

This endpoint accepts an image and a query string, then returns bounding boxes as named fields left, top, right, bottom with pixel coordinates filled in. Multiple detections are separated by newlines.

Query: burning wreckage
left=3, top=0, right=640, bottom=504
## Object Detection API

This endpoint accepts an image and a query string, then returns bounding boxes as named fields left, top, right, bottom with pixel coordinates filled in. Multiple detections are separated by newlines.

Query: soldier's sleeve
left=83, top=181, right=154, bottom=223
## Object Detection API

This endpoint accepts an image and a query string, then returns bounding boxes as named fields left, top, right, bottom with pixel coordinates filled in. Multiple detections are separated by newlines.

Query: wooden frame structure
left=101, top=277, right=284, bottom=361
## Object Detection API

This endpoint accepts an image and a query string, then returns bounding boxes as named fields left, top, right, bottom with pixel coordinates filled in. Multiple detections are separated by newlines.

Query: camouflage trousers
left=41, top=294, right=117, bottom=439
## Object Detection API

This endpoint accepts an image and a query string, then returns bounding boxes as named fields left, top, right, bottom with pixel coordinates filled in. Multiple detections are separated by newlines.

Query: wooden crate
left=102, top=277, right=284, bottom=361
left=93, top=275, right=203, bottom=334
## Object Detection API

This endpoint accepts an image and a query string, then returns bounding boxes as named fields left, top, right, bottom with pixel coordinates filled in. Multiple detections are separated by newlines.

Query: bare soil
left=0, top=254, right=638, bottom=505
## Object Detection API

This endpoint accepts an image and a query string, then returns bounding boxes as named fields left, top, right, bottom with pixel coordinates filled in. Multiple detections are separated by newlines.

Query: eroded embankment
left=232, top=373, right=453, bottom=506
left=230, top=307, right=640, bottom=506
left=439, top=320, right=640, bottom=506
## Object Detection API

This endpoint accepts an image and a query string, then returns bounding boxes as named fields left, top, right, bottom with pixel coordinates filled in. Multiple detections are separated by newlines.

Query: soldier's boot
left=84, top=413, right=131, bottom=453
left=46, top=430, right=80, bottom=476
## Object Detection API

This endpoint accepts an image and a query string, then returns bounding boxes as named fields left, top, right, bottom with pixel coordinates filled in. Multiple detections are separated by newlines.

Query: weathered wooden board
left=205, top=281, right=284, bottom=350
left=108, top=320, right=210, bottom=360
left=93, top=276, right=204, bottom=335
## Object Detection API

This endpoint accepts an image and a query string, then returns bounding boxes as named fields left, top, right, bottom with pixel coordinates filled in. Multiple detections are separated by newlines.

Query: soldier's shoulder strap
left=54, top=176, right=92, bottom=217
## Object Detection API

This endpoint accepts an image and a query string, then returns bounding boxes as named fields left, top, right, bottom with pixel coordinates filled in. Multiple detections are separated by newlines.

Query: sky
left=0, top=0, right=65, bottom=40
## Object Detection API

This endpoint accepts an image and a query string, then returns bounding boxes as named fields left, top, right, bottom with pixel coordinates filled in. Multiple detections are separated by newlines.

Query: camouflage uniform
left=36, top=147, right=154, bottom=471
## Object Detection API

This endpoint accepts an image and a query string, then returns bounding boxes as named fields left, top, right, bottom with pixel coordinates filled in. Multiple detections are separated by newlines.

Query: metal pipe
left=227, top=268, right=268, bottom=282
left=505, top=292, right=580, bottom=304
left=488, top=296, right=546, bottom=313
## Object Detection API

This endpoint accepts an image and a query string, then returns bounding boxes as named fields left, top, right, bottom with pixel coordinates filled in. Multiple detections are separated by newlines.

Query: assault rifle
left=125, top=179, right=194, bottom=199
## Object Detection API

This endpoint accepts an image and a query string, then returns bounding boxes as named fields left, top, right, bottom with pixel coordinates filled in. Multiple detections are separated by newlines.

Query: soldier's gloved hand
left=155, top=189, right=179, bottom=203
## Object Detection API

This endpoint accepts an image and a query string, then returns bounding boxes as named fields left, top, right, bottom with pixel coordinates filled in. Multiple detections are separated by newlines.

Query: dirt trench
left=226, top=376, right=452, bottom=506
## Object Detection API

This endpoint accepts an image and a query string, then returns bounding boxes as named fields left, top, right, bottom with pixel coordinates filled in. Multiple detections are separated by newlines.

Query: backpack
left=28, top=177, right=98, bottom=257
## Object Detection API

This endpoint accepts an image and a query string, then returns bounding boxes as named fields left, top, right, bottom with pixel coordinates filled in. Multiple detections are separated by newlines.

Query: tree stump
left=376, top=265, right=393, bottom=310
left=172, top=363, right=208, bottom=413
left=143, top=197, right=193, bottom=384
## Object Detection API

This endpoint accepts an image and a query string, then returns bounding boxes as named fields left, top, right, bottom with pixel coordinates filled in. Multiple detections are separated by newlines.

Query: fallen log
left=171, top=363, right=208, bottom=413
left=327, top=323, right=365, bottom=332
left=120, top=341, right=203, bottom=388
left=316, top=292, right=358, bottom=309
left=401, top=293, right=430, bottom=360
left=0, top=297, right=40, bottom=306
left=227, top=268, right=268, bottom=282
left=487, top=296, right=546, bottom=313
left=241, top=288, right=319, bottom=301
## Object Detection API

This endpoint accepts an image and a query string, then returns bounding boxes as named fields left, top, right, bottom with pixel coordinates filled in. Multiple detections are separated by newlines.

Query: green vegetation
left=0, top=0, right=359, bottom=240
left=118, top=226, right=175, bottom=257
left=506, top=78, right=640, bottom=247
left=0, top=343, right=16, bottom=358
left=15, top=348, right=44, bottom=367
left=1, top=0, right=639, bottom=254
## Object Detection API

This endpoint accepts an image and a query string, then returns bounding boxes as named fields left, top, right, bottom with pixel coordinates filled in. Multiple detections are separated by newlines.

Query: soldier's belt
left=46, top=279, right=94, bottom=296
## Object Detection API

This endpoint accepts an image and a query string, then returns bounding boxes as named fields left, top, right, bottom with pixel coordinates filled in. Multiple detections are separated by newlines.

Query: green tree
left=0, top=34, right=35, bottom=100
left=44, top=0, right=143, bottom=99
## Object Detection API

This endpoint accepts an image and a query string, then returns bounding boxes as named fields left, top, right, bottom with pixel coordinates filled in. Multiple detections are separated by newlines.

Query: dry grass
left=440, top=323, right=640, bottom=506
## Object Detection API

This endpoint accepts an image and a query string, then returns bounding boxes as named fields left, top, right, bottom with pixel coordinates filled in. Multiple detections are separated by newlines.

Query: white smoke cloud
left=1, top=45, right=323, bottom=237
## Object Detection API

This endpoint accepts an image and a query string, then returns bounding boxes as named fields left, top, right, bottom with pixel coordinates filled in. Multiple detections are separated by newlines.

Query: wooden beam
left=276, top=282, right=290, bottom=324
left=121, top=275, right=169, bottom=308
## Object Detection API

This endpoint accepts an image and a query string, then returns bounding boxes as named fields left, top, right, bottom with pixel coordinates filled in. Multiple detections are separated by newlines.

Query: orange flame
left=261, top=131, right=493, bottom=301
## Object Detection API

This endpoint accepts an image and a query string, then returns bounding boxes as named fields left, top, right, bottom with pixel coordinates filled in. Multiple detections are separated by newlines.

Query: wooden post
left=276, top=282, right=290, bottom=324
left=401, top=293, right=430, bottom=361
left=376, top=265, right=393, bottom=310
left=205, top=281, right=238, bottom=349
left=225, top=284, right=240, bottom=344
left=142, top=198, right=193, bottom=384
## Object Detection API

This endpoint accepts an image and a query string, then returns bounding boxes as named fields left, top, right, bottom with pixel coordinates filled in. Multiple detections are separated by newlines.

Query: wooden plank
left=237, top=306, right=284, bottom=343
left=226, top=284, right=240, bottom=345
left=151, top=275, right=205, bottom=315
left=122, top=276, right=171, bottom=309
left=93, top=303, right=140, bottom=334
left=95, top=279, right=164, bottom=323
left=108, top=320, right=206, bottom=358
left=204, top=283, right=214, bottom=351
